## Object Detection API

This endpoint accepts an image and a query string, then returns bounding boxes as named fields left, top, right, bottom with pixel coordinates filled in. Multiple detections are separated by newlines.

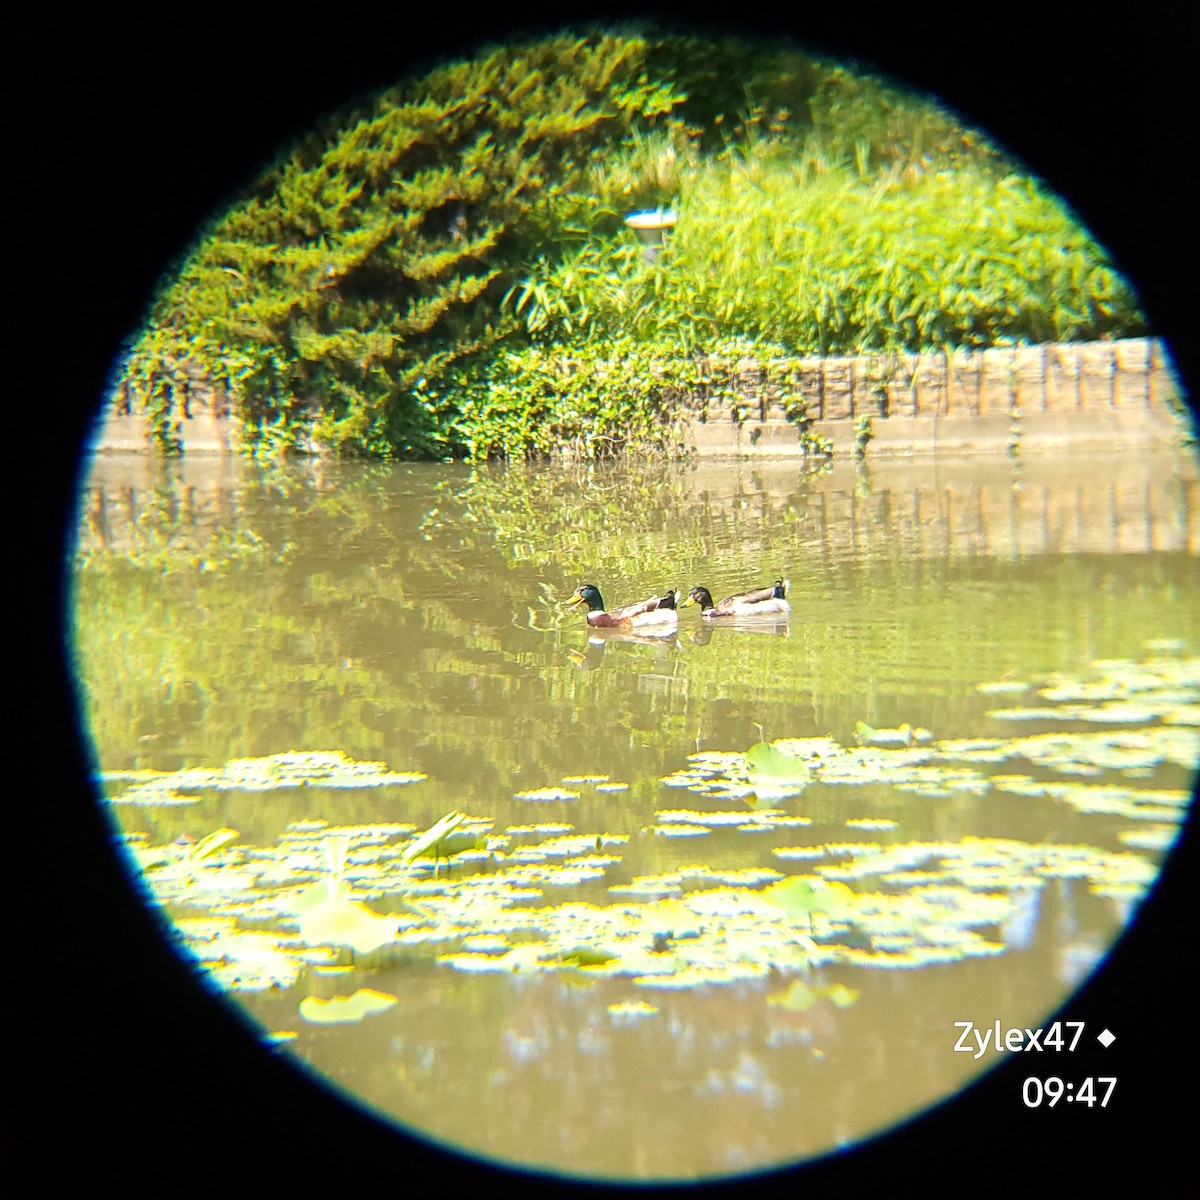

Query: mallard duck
left=681, top=579, right=790, bottom=618
left=567, top=584, right=679, bottom=630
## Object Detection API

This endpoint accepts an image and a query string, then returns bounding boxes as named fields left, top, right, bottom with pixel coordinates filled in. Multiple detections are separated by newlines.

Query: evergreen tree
left=122, top=32, right=682, bottom=456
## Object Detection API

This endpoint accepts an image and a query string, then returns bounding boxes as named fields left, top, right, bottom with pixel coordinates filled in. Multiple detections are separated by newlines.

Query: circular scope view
left=68, top=21, right=1197, bottom=1185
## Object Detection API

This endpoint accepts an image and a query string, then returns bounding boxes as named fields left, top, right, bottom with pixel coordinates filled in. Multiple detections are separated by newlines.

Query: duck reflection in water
left=568, top=627, right=683, bottom=670
left=686, top=620, right=789, bottom=646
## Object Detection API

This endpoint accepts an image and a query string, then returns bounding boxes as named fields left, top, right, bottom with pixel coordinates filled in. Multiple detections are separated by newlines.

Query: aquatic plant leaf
left=514, top=787, right=582, bottom=802
left=657, top=808, right=783, bottom=826
left=176, top=918, right=300, bottom=992
left=764, top=877, right=856, bottom=919
left=440, top=944, right=549, bottom=973
left=607, top=1000, right=659, bottom=1021
left=825, top=983, right=861, bottom=1008
left=105, top=751, right=427, bottom=803
left=107, top=784, right=200, bottom=806
left=854, top=722, right=931, bottom=746
left=400, top=810, right=467, bottom=863
left=992, top=774, right=1189, bottom=821
left=190, top=827, right=240, bottom=860
left=559, top=944, right=617, bottom=967
left=746, top=741, right=812, bottom=782
left=767, top=980, right=820, bottom=1011
left=1117, top=825, right=1179, bottom=852
left=293, top=888, right=402, bottom=954
left=652, top=824, right=711, bottom=838
left=299, top=988, right=398, bottom=1024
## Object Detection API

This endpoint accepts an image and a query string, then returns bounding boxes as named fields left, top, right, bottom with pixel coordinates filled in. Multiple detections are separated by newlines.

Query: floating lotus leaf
left=991, top=774, right=1189, bottom=821
left=816, top=836, right=1157, bottom=900
left=854, top=722, right=933, bottom=747
left=104, top=751, right=426, bottom=803
left=607, top=1000, right=659, bottom=1021
left=439, top=943, right=549, bottom=973
left=988, top=701, right=1184, bottom=724
left=526, top=833, right=628, bottom=858
left=1164, top=705, right=1200, bottom=726
left=299, top=988, right=398, bottom=1024
left=933, top=739, right=1018, bottom=762
left=772, top=846, right=828, bottom=861
left=610, top=876, right=686, bottom=897
left=825, top=983, right=861, bottom=1008
left=514, top=787, right=582, bottom=802
left=108, top=784, right=200, bottom=806
left=651, top=824, right=711, bottom=838
left=657, top=808, right=784, bottom=826
left=676, top=865, right=784, bottom=887
left=1007, top=727, right=1200, bottom=775
left=1117, top=825, right=1179, bottom=851
left=767, top=979, right=822, bottom=1011
left=176, top=918, right=300, bottom=991
left=767, top=979, right=859, bottom=1012
left=559, top=944, right=618, bottom=967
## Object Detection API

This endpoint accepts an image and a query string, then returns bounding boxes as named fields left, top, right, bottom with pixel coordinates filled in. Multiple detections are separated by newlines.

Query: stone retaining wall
left=678, top=337, right=1188, bottom=457
left=89, top=337, right=1190, bottom=458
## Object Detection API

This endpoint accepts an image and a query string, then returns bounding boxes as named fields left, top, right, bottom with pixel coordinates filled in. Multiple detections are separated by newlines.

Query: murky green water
left=70, top=448, right=1198, bottom=1182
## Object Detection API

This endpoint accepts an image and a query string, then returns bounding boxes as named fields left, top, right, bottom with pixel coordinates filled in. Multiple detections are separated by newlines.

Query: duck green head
left=567, top=583, right=605, bottom=612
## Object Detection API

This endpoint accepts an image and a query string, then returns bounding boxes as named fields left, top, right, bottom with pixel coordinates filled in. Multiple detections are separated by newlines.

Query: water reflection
left=71, top=448, right=1198, bottom=1182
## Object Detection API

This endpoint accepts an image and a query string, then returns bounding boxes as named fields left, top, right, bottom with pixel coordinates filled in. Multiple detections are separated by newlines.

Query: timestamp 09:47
left=1023, top=1077, right=1116, bottom=1108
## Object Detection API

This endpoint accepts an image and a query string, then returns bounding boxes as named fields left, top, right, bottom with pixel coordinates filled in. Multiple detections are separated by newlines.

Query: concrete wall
left=88, top=337, right=1191, bottom=459
left=679, top=337, right=1189, bottom=457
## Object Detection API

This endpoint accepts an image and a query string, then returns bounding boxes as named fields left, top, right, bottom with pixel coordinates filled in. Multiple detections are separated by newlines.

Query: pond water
left=70, top=447, right=1198, bottom=1182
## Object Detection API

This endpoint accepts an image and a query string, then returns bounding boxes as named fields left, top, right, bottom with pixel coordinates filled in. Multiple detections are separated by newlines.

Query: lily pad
left=299, top=988, right=398, bottom=1024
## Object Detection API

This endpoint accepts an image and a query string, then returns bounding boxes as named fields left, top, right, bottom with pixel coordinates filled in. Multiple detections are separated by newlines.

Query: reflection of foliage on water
left=73, top=459, right=1199, bottom=811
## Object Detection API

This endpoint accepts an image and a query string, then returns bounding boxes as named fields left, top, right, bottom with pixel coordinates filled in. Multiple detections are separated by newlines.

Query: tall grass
left=506, top=138, right=1144, bottom=356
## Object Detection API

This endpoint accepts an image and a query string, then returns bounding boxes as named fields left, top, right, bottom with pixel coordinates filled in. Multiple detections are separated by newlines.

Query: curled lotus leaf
left=764, top=877, right=856, bottom=920
left=745, top=742, right=812, bottom=782
left=291, top=884, right=404, bottom=954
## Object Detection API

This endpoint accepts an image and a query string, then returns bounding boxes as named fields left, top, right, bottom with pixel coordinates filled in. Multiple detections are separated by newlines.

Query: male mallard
left=681, top=579, right=790, bottom=618
left=567, top=584, right=679, bottom=630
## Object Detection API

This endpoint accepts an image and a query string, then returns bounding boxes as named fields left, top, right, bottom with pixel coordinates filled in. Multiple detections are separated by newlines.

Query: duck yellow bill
left=566, top=593, right=585, bottom=606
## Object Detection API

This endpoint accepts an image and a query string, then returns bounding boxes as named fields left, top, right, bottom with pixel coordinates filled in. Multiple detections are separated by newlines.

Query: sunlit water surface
left=71, top=449, right=1198, bottom=1181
